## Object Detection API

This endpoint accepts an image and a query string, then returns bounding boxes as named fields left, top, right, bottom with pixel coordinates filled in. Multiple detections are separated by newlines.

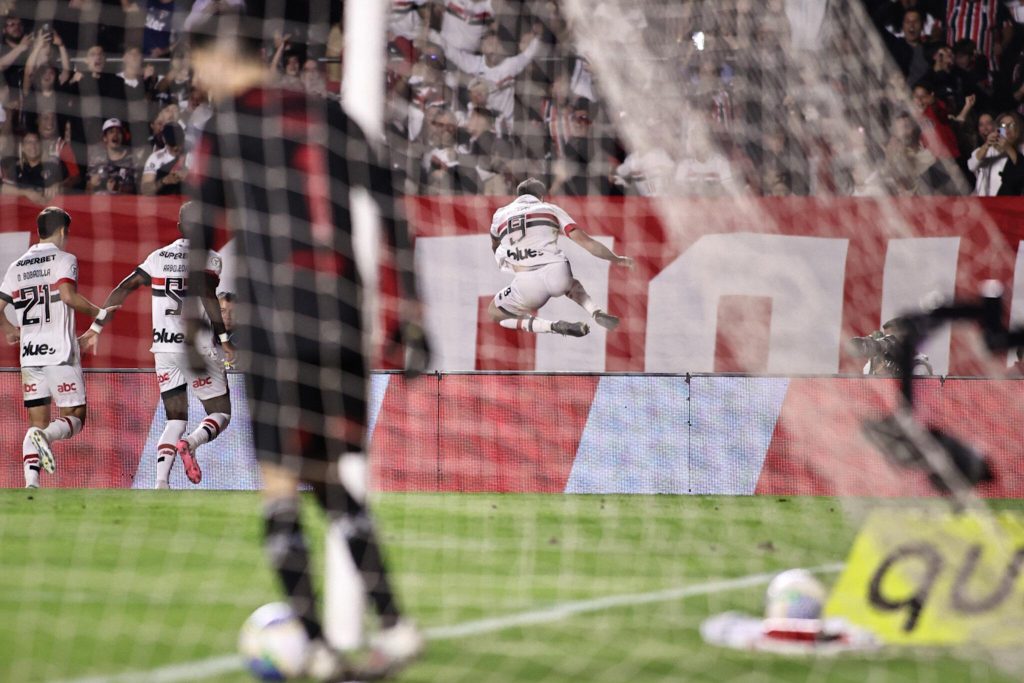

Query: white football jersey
left=440, top=0, right=494, bottom=53
left=489, top=195, right=576, bottom=271
left=0, top=242, right=79, bottom=367
left=390, top=0, right=428, bottom=40
left=136, top=238, right=221, bottom=353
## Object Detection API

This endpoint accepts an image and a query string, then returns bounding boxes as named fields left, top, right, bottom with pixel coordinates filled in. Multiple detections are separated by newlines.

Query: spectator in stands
left=270, top=32, right=304, bottom=89
left=37, top=110, right=79, bottom=190
left=992, top=111, right=1024, bottom=194
left=153, top=50, right=191, bottom=109
left=757, top=125, right=810, bottom=196
left=690, top=58, right=734, bottom=134
left=884, top=111, right=958, bottom=195
left=966, top=111, right=1007, bottom=194
left=1, top=130, right=63, bottom=202
left=952, top=38, right=993, bottom=110
left=885, top=9, right=931, bottom=87
left=871, top=0, right=942, bottom=41
left=439, top=0, right=495, bottom=55
left=456, top=77, right=491, bottom=132
left=928, top=45, right=965, bottom=113
left=68, top=44, right=128, bottom=146
left=550, top=99, right=601, bottom=196
left=945, top=0, right=1014, bottom=76
left=0, top=15, right=31, bottom=89
left=421, top=108, right=470, bottom=193
left=674, top=124, right=740, bottom=197
left=141, top=122, right=185, bottom=195
left=407, top=43, right=456, bottom=140
left=21, top=29, right=72, bottom=135
left=389, top=0, right=431, bottom=63
left=300, top=58, right=333, bottom=99
left=86, top=117, right=138, bottom=194
left=182, top=0, right=246, bottom=32
left=912, top=80, right=960, bottom=159
left=439, top=27, right=542, bottom=137
left=612, top=142, right=675, bottom=196
left=539, top=70, right=573, bottom=159
left=456, top=106, right=512, bottom=194
left=143, top=0, right=178, bottom=58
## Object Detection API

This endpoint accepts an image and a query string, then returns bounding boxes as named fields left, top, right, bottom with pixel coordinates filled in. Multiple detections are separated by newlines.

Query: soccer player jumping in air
left=187, top=12, right=430, bottom=682
left=489, top=178, right=634, bottom=337
left=80, top=202, right=235, bottom=488
left=0, top=207, right=117, bottom=488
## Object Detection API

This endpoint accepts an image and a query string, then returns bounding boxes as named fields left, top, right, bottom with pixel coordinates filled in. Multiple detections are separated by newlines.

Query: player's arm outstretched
left=78, top=269, right=147, bottom=352
left=58, top=281, right=119, bottom=354
left=568, top=227, right=635, bottom=268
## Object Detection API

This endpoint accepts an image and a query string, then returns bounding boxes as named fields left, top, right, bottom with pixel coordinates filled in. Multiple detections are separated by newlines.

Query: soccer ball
left=239, top=602, right=310, bottom=681
left=764, top=569, right=827, bottom=620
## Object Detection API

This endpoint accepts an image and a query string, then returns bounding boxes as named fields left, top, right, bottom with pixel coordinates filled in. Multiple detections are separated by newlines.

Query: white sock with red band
left=43, top=416, right=82, bottom=441
left=22, top=431, right=40, bottom=487
left=499, top=317, right=554, bottom=333
left=156, top=420, right=187, bottom=487
left=185, top=413, right=230, bottom=450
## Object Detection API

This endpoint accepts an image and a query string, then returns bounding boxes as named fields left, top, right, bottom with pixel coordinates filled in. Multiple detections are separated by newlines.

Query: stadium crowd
left=1, top=0, right=1024, bottom=198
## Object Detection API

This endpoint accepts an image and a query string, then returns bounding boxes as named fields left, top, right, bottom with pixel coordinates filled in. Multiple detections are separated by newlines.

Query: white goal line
left=55, top=562, right=845, bottom=683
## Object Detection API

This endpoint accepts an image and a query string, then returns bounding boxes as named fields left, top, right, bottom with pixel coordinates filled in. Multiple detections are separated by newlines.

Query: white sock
left=499, top=317, right=554, bottom=333
left=575, top=293, right=599, bottom=316
left=22, top=431, right=40, bottom=486
left=156, top=420, right=187, bottom=487
left=43, top=416, right=83, bottom=442
left=23, top=455, right=39, bottom=487
left=324, top=453, right=368, bottom=650
left=185, top=413, right=230, bottom=450
left=324, top=515, right=367, bottom=650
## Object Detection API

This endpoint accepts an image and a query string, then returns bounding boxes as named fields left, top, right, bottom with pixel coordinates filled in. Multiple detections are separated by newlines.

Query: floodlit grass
left=0, top=490, right=1017, bottom=682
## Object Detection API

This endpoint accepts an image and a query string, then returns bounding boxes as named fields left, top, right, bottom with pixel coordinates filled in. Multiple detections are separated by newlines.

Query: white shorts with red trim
left=154, top=349, right=228, bottom=401
left=22, top=363, right=86, bottom=407
left=493, top=261, right=573, bottom=317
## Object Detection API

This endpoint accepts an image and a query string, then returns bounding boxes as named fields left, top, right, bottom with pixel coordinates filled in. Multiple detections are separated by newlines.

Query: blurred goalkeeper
left=187, top=12, right=430, bottom=682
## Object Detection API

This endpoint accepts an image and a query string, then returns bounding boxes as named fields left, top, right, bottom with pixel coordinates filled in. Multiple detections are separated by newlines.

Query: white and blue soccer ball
left=764, top=568, right=827, bottom=620
left=239, top=602, right=310, bottom=681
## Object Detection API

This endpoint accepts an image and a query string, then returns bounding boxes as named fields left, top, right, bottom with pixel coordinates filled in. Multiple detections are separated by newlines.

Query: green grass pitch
left=0, top=490, right=1016, bottom=683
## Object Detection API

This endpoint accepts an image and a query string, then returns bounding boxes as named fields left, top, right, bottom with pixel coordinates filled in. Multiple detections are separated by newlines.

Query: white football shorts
left=22, top=363, right=86, bottom=407
left=154, top=349, right=228, bottom=400
left=493, top=261, right=573, bottom=316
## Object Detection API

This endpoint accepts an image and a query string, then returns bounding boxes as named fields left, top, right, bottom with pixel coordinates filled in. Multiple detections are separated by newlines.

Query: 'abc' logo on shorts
left=157, top=372, right=171, bottom=384
left=57, top=382, right=77, bottom=393
left=192, top=377, right=213, bottom=388
left=23, top=383, right=36, bottom=393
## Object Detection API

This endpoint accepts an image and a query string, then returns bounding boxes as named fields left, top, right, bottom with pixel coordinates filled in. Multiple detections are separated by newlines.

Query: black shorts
left=239, top=279, right=368, bottom=481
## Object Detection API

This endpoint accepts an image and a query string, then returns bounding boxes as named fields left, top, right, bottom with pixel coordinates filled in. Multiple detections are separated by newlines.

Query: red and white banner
left=2, top=196, right=1024, bottom=373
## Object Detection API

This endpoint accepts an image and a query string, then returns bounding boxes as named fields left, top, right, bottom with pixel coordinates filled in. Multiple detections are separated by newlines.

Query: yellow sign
left=825, top=509, right=1024, bottom=645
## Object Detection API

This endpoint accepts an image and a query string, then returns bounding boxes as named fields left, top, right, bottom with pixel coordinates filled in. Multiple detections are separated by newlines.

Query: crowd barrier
left=2, top=370, right=1021, bottom=498
left=2, top=196, right=1024, bottom=374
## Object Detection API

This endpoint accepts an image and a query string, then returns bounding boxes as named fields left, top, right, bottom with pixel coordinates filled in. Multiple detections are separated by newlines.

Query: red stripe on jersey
left=292, top=143, right=334, bottom=246
left=54, top=277, right=75, bottom=288
left=563, top=223, right=577, bottom=235
left=526, top=212, right=559, bottom=221
left=151, top=277, right=166, bottom=285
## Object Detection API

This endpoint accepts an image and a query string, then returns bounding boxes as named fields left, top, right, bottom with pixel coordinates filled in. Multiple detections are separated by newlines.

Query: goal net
left=0, top=0, right=1022, bottom=682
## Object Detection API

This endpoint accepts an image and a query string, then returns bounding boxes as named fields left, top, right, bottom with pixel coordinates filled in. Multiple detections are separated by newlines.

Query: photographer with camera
left=850, top=317, right=935, bottom=377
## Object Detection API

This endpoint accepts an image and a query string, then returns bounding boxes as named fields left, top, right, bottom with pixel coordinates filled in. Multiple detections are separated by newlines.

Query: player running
left=80, top=202, right=235, bottom=488
left=488, top=178, right=634, bottom=337
left=0, top=207, right=116, bottom=488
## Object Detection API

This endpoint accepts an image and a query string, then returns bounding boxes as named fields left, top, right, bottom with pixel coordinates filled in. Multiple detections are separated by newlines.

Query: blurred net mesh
left=0, top=0, right=1023, bottom=682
